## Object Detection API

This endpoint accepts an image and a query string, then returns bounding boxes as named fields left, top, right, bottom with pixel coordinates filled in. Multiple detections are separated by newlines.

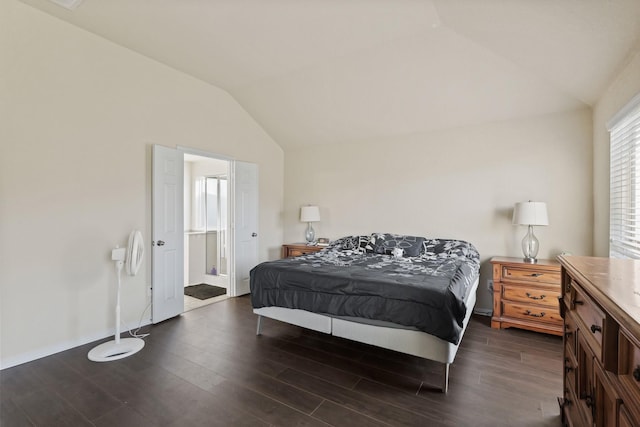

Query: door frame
left=152, top=145, right=258, bottom=322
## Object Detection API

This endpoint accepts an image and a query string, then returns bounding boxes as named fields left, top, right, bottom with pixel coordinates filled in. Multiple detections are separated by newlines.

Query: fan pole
left=114, top=260, right=122, bottom=345
left=87, top=245, right=145, bottom=362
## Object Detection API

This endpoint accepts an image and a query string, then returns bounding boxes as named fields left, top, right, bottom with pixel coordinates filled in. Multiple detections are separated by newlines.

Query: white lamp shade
left=300, top=206, right=320, bottom=222
left=513, top=201, right=549, bottom=226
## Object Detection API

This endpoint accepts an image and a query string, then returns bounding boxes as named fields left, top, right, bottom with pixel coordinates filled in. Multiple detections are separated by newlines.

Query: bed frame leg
left=256, top=315, right=263, bottom=336
left=442, top=363, right=450, bottom=394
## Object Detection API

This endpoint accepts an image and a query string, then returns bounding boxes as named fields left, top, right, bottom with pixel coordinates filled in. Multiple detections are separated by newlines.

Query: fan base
left=88, top=337, right=145, bottom=362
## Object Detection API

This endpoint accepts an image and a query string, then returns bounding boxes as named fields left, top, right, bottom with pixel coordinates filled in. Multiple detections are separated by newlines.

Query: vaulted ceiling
left=20, top=0, right=640, bottom=149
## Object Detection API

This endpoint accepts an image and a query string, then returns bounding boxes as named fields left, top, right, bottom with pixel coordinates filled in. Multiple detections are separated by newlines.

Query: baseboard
left=473, top=308, right=492, bottom=317
left=0, top=317, right=152, bottom=370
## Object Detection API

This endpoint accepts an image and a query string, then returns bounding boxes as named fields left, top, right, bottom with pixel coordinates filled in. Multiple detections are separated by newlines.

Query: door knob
left=251, top=233, right=257, bottom=237
left=156, top=240, right=165, bottom=246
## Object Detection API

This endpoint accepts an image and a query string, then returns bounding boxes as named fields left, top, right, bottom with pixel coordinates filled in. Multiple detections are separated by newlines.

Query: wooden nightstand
left=281, top=243, right=325, bottom=259
left=491, top=256, right=563, bottom=336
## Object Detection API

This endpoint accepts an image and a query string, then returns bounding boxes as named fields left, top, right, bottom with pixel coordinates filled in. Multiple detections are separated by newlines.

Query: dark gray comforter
left=250, top=235, right=480, bottom=344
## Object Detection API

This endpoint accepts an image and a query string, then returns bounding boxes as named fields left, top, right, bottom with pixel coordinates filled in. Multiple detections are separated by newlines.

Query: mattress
left=250, top=236, right=480, bottom=344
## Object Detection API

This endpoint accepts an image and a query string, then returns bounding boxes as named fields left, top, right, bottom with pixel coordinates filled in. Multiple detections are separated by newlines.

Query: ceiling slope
left=19, top=0, right=640, bottom=148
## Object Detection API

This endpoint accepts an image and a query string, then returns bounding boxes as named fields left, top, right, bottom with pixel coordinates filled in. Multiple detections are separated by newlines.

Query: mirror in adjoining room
left=205, top=175, right=228, bottom=276
left=184, top=154, right=229, bottom=311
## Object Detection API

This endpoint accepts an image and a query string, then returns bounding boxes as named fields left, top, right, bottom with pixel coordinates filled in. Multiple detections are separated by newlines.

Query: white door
left=230, top=161, right=258, bottom=296
left=152, top=145, right=184, bottom=323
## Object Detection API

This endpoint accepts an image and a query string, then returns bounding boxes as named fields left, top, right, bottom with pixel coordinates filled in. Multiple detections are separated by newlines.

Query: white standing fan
left=88, top=230, right=146, bottom=362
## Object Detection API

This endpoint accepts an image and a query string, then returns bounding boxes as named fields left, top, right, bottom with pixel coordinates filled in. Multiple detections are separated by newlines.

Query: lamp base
left=304, top=222, right=316, bottom=244
left=521, top=225, right=540, bottom=265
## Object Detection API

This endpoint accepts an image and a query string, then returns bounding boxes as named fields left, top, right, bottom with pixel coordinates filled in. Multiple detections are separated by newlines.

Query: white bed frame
left=254, top=278, right=479, bottom=393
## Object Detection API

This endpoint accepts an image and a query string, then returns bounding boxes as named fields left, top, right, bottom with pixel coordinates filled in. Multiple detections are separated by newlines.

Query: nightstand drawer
left=288, top=248, right=314, bottom=257
left=502, top=301, right=563, bottom=325
left=281, top=243, right=324, bottom=258
left=502, top=265, right=561, bottom=285
left=502, top=285, right=560, bottom=308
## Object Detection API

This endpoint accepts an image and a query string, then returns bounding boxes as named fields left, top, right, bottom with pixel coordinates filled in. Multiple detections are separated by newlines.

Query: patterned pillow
left=422, top=239, right=481, bottom=266
left=359, top=235, right=375, bottom=253
left=423, top=239, right=447, bottom=256
left=371, top=233, right=425, bottom=257
left=340, top=236, right=360, bottom=250
left=339, top=235, right=374, bottom=253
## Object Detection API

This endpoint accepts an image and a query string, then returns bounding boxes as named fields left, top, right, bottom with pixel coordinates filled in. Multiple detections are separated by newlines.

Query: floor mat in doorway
left=184, top=284, right=227, bottom=300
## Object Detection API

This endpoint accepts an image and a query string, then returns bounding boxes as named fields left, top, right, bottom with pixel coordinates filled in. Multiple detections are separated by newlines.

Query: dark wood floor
left=1, top=296, right=563, bottom=426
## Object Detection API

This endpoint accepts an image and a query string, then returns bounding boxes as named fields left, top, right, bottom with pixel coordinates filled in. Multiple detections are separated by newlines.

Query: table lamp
left=513, top=201, right=549, bottom=263
left=300, top=205, right=320, bottom=244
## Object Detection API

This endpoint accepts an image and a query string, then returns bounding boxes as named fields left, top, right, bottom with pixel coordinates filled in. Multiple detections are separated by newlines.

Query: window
left=609, top=93, right=640, bottom=258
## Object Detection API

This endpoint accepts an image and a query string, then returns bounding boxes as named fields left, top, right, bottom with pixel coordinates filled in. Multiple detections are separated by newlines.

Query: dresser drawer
left=502, top=265, right=561, bottom=285
left=619, top=329, right=640, bottom=402
left=620, top=404, right=638, bottom=427
left=502, top=285, right=560, bottom=308
left=565, top=344, right=578, bottom=396
left=564, top=310, right=578, bottom=357
left=563, top=273, right=574, bottom=297
left=573, top=286, right=605, bottom=358
left=563, top=384, right=588, bottom=427
left=502, top=301, right=563, bottom=325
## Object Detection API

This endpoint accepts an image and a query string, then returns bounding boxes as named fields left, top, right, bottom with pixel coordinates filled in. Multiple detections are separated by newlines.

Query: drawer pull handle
left=524, top=310, right=545, bottom=318
left=584, top=394, right=594, bottom=408
left=529, top=273, right=543, bottom=277
left=563, top=389, right=573, bottom=407
left=633, top=366, right=640, bottom=381
left=525, top=292, right=546, bottom=300
left=590, top=324, right=602, bottom=334
left=573, top=300, right=584, bottom=305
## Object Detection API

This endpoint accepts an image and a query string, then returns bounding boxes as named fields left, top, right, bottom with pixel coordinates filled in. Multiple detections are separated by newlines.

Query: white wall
left=592, top=51, right=640, bottom=257
left=284, top=109, right=593, bottom=312
left=0, top=1, right=283, bottom=368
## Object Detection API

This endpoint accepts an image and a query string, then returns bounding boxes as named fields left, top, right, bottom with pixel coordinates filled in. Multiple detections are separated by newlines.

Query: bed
left=250, top=233, right=480, bottom=393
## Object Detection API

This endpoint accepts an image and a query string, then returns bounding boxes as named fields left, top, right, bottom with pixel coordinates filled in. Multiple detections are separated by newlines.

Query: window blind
left=609, top=93, right=640, bottom=259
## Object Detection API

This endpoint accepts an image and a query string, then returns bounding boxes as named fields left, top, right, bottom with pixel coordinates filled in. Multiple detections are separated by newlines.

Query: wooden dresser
left=491, top=257, right=563, bottom=335
left=281, top=243, right=324, bottom=258
left=558, top=256, right=640, bottom=427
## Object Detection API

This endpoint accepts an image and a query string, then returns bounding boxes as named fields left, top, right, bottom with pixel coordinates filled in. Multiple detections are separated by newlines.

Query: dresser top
left=559, top=255, right=640, bottom=336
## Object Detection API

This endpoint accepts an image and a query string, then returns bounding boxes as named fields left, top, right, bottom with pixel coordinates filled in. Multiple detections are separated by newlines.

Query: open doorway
left=183, top=153, right=229, bottom=312
left=152, top=144, right=258, bottom=323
